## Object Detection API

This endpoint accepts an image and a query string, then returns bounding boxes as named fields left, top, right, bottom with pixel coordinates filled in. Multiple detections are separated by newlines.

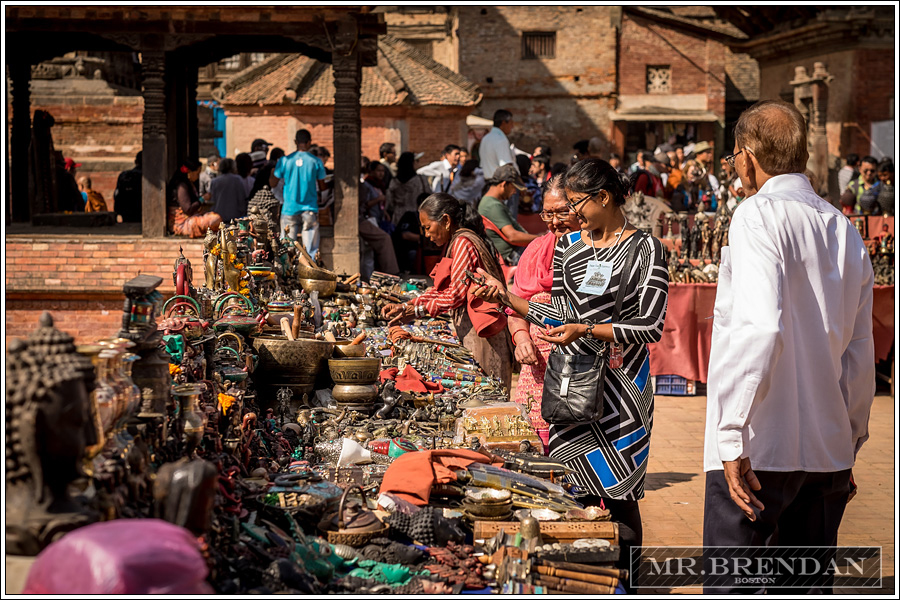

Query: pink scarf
left=510, top=232, right=557, bottom=300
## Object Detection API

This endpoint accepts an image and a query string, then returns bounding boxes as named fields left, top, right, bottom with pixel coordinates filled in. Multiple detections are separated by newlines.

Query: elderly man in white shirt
left=417, top=144, right=461, bottom=193
left=478, top=109, right=516, bottom=179
left=703, top=100, right=875, bottom=594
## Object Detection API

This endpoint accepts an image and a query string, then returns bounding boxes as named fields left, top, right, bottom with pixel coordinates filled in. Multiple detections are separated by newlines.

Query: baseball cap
left=693, top=141, right=712, bottom=154
left=492, top=163, right=526, bottom=191
left=63, top=157, right=82, bottom=170
left=251, top=138, right=270, bottom=151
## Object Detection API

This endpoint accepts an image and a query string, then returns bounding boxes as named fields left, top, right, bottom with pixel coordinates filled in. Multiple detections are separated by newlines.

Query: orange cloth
left=378, top=449, right=505, bottom=505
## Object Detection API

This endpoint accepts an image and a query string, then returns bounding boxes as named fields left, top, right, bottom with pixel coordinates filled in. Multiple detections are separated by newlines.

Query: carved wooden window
left=219, top=54, right=242, bottom=71
left=647, top=65, right=671, bottom=94
left=522, top=32, right=556, bottom=60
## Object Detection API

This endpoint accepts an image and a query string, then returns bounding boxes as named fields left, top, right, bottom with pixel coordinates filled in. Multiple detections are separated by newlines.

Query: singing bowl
left=328, top=357, right=382, bottom=384
left=332, top=383, right=379, bottom=404
left=334, top=341, right=367, bottom=358
left=297, top=262, right=337, bottom=281
left=252, top=336, right=335, bottom=394
left=299, top=278, right=337, bottom=298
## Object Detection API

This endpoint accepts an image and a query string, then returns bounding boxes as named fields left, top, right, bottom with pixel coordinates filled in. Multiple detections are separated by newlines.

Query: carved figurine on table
left=689, top=214, right=703, bottom=260
left=880, top=225, right=893, bottom=255
left=679, top=214, right=691, bottom=259
left=699, top=215, right=712, bottom=261
left=203, top=227, right=219, bottom=291
left=664, top=212, right=677, bottom=240
left=154, top=458, right=218, bottom=536
left=375, top=380, right=402, bottom=420
left=6, top=317, right=99, bottom=556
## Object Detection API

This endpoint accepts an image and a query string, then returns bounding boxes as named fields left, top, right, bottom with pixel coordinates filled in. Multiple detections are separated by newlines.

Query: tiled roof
left=627, top=7, right=748, bottom=40
left=220, top=35, right=481, bottom=107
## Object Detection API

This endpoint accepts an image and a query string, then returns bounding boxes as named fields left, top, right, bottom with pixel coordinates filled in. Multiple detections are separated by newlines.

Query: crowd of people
left=93, top=99, right=883, bottom=593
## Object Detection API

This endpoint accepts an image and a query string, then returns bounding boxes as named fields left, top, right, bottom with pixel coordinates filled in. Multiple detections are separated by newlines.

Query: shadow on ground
left=645, top=471, right=697, bottom=491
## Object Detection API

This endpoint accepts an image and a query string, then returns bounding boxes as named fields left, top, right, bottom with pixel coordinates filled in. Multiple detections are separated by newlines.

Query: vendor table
left=649, top=284, right=895, bottom=384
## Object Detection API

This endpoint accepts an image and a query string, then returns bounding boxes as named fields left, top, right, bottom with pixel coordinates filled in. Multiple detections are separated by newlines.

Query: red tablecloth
left=649, top=284, right=895, bottom=383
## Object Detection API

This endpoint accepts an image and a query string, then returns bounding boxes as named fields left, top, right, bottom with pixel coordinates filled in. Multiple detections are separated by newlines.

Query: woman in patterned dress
left=473, top=158, right=669, bottom=550
left=507, top=175, right=582, bottom=450
left=381, top=193, right=514, bottom=390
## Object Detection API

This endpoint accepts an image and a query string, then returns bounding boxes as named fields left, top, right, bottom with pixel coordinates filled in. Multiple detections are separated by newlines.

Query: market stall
left=5, top=212, right=627, bottom=595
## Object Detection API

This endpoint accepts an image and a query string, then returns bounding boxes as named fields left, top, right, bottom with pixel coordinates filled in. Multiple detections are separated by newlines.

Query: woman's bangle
left=512, top=329, right=530, bottom=346
left=584, top=323, right=595, bottom=339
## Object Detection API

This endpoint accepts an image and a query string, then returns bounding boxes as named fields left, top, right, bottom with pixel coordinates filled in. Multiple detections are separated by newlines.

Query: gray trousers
left=702, top=468, right=852, bottom=594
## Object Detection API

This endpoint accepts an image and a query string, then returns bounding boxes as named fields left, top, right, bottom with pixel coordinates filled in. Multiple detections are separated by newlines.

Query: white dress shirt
left=417, top=158, right=455, bottom=193
left=704, top=173, right=875, bottom=473
left=479, top=127, right=515, bottom=179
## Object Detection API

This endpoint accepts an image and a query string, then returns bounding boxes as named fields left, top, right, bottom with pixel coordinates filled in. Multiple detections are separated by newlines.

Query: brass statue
left=203, top=227, right=218, bottom=290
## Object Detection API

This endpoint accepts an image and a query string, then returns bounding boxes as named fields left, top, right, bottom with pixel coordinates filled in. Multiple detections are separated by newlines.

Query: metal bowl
left=564, top=506, right=611, bottom=521
left=328, top=357, right=382, bottom=384
left=299, top=278, right=337, bottom=298
left=297, top=262, right=337, bottom=281
left=334, top=341, right=367, bottom=358
left=332, top=383, right=379, bottom=405
left=252, top=336, right=335, bottom=395
left=464, top=487, right=512, bottom=504
left=515, top=508, right=562, bottom=522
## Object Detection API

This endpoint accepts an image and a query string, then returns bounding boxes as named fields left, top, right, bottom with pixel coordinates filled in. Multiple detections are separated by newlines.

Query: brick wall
left=458, top=6, right=617, bottom=155
left=6, top=298, right=125, bottom=346
left=850, top=48, right=895, bottom=158
left=28, top=97, right=143, bottom=201
left=619, top=13, right=727, bottom=116
left=6, top=236, right=206, bottom=346
left=224, top=105, right=471, bottom=167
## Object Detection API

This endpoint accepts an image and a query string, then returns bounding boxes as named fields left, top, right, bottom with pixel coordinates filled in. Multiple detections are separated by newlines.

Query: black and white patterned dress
left=526, top=230, right=669, bottom=500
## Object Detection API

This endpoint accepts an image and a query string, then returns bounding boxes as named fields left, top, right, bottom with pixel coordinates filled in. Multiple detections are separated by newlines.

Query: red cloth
left=380, top=367, right=399, bottom=382
left=648, top=283, right=717, bottom=383
left=872, top=285, right=894, bottom=362
left=648, top=283, right=895, bottom=383
left=379, top=449, right=505, bottom=505
left=389, top=364, right=444, bottom=393
left=510, top=232, right=555, bottom=300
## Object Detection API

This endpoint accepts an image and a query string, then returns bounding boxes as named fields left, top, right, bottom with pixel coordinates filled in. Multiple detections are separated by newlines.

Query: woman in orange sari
left=506, top=175, right=580, bottom=448
left=167, top=158, right=221, bottom=238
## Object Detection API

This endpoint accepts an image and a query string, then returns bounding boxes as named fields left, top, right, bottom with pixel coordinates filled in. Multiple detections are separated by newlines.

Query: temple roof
left=219, top=35, right=482, bottom=108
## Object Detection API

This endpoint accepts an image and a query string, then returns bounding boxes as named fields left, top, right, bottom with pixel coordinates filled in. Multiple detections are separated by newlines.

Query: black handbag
left=541, top=231, right=644, bottom=425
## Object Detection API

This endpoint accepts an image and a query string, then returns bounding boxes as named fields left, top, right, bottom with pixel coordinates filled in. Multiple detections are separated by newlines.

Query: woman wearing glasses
left=507, top=175, right=581, bottom=450
left=473, top=158, right=669, bottom=555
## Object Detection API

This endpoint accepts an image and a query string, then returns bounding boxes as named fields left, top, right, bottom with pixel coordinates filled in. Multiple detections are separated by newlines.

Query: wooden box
left=473, top=520, right=618, bottom=545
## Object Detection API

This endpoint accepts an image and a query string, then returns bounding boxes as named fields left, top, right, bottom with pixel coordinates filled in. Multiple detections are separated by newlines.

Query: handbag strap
left=612, top=230, right=646, bottom=322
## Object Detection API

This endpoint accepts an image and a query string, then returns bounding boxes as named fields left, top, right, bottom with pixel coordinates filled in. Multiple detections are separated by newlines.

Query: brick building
left=715, top=6, right=895, bottom=199
left=217, top=35, right=481, bottom=166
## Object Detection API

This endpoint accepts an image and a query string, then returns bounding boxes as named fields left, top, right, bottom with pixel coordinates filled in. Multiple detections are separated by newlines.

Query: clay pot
left=328, top=357, right=381, bottom=384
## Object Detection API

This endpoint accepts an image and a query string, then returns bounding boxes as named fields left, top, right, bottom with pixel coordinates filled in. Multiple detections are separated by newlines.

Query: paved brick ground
left=640, top=394, right=895, bottom=595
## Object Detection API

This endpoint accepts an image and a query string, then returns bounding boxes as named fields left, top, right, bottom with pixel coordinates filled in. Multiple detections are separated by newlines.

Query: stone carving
left=6, top=313, right=99, bottom=556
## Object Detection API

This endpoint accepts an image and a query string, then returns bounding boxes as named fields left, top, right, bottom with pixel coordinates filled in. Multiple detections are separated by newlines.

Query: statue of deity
left=6, top=314, right=99, bottom=555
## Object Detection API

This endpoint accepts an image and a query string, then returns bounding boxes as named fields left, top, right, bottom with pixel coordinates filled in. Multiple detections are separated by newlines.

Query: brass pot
left=332, top=383, right=379, bottom=404
left=299, top=278, right=337, bottom=298
left=252, top=336, right=335, bottom=395
left=334, top=341, right=367, bottom=358
left=297, top=262, right=337, bottom=281
left=328, top=357, right=381, bottom=384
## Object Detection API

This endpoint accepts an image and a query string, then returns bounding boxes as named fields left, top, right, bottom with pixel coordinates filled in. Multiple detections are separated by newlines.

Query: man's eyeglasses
left=723, top=151, right=743, bottom=168
left=724, top=147, right=755, bottom=168
left=539, top=209, right=576, bottom=222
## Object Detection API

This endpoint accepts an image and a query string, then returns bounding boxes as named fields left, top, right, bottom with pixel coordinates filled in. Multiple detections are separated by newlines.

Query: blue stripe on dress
left=585, top=448, right=620, bottom=488
left=614, top=425, right=647, bottom=452
left=634, top=356, right=650, bottom=394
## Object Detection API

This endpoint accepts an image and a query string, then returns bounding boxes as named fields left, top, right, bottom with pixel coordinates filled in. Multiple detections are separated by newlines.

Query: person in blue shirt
left=270, top=129, right=327, bottom=258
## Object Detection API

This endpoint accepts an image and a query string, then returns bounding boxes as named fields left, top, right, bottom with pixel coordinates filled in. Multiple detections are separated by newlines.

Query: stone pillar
left=791, top=63, right=833, bottom=198
left=9, top=60, right=31, bottom=222
left=141, top=49, right=168, bottom=237
left=331, top=37, right=362, bottom=275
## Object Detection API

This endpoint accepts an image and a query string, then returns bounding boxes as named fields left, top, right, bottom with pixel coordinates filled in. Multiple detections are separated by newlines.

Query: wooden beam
left=140, top=49, right=168, bottom=238
left=330, top=42, right=362, bottom=274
